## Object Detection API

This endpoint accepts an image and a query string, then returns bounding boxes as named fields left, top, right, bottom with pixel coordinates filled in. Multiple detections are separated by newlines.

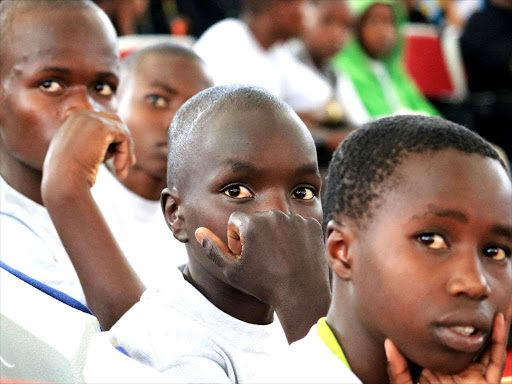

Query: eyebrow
left=490, top=225, right=512, bottom=240
left=226, top=160, right=258, bottom=174
left=411, top=205, right=469, bottom=224
left=149, top=81, right=179, bottom=95
left=39, top=66, right=72, bottom=75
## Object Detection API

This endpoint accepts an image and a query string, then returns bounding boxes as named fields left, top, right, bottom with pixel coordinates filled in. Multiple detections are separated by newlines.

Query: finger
left=227, top=212, right=249, bottom=257
left=385, top=339, right=413, bottom=384
left=485, top=312, right=506, bottom=383
left=418, top=369, right=445, bottom=384
left=195, top=227, right=237, bottom=268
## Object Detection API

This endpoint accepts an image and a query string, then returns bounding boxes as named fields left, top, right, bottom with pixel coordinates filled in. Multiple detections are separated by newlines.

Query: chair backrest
left=403, top=24, right=455, bottom=100
left=0, top=263, right=101, bottom=383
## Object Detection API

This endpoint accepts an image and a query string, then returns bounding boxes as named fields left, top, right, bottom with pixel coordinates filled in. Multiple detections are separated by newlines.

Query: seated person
left=280, top=115, right=512, bottom=383
left=194, top=1, right=329, bottom=109
left=42, top=84, right=331, bottom=382
left=332, top=0, right=438, bottom=120
left=97, top=42, right=213, bottom=285
left=460, top=0, right=512, bottom=161
left=287, top=0, right=364, bottom=167
left=0, top=0, right=143, bottom=329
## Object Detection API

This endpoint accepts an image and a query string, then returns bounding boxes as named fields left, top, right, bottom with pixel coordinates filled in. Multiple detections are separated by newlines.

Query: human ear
left=325, top=219, right=353, bottom=281
left=161, top=187, right=188, bottom=243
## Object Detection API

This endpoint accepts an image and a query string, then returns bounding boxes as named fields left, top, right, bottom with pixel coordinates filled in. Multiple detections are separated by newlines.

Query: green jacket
left=332, top=0, right=438, bottom=119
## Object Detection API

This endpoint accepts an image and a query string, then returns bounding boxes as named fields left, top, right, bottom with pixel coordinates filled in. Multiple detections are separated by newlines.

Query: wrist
left=41, top=169, right=92, bottom=209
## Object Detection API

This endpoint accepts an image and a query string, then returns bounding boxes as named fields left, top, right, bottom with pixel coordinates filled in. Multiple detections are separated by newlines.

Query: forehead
left=133, top=54, right=211, bottom=93
left=364, top=3, right=394, bottom=20
left=3, top=7, right=118, bottom=76
left=182, top=106, right=318, bottom=176
left=372, top=150, right=512, bottom=227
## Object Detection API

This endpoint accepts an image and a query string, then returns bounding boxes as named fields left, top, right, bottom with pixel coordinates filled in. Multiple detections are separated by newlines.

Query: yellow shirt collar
left=316, top=317, right=351, bottom=369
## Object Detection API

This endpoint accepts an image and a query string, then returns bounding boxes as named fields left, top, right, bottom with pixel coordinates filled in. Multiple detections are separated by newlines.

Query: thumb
left=195, top=227, right=238, bottom=268
left=385, top=339, right=414, bottom=384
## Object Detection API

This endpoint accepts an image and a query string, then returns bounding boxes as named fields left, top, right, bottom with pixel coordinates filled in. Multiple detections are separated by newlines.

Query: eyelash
left=219, top=184, right=317, bottom=201
left=38, top=80, right=117, bottom=96
left=415, top=232, right=511, bottom=261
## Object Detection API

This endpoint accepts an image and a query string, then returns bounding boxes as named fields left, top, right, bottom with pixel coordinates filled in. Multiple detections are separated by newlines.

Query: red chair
left=403, top=24, right=467, bottom=101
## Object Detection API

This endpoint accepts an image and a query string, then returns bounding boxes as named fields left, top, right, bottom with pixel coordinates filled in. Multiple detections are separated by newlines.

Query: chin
left=414, top=351, right=478, bottom=375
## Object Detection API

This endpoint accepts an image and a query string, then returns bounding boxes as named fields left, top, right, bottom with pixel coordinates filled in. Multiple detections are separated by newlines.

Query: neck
left=184, top=255, right=274, bottom=325
left=119, top=165, right=166, bottom=201
left=327, top=284, right=389, bottom=384
left=0, top=148, right=44, bottom=205
left=243, top=14, right=280, bottom=50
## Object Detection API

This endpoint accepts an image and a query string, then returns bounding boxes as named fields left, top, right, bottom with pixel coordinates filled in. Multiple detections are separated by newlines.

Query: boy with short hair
left=102, top=85, right=332, bottom=382
left=0, top=0, right=143, bottom=329
left=98, top=42, right=213, bottom=282
left=283, top=115, right=512, bottom=383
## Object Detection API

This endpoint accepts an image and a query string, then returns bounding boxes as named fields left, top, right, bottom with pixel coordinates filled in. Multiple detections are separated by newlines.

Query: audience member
left=332, top=0, right=438, bottom=119
left=0, top=0, right=144, bottom=330
left=287, top=0, right=365, bottom=167
left=108, top=85, right=330, bottom=382
left=460, top=0, right=512, bottom=161
left=97, top=43, right=213, bottom=285
left=276, top=115, right=512, bottom=384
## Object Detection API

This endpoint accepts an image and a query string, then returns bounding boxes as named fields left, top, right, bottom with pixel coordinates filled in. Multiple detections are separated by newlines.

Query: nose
left=262, top=191, right=292, bottom=215
left=447, top=253, right=491, bottom=300
left=62, top=86, right=100, bottom=119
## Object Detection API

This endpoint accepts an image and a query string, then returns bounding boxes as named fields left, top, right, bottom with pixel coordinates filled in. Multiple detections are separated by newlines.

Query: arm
left=195, top=210, right=331, bottom=343
left=41, top=110, right=145, bottom=330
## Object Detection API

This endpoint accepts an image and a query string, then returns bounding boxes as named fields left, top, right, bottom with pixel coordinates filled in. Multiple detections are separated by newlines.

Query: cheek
left=1, top=93, right=60, bottom=165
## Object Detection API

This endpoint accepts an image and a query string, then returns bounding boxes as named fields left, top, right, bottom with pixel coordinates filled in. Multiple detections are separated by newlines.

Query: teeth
left=452, top=326, right=475, bottom=336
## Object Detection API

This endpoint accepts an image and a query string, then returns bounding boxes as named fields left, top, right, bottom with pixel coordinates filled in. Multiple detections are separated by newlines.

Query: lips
left=432, top=312, right=491, bottom=353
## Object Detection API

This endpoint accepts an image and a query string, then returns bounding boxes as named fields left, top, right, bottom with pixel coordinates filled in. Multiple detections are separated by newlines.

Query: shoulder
left=111, top=288, right=233, bottom=373
left=270, top=326, right=362, bottom=384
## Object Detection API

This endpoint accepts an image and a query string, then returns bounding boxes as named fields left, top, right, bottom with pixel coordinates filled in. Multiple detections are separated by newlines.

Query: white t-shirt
left=260, top=324, right=362, bottom=383
left=0, top=167, right=123, bottom=304
left=93, top=168, right=188, bottom=288
left=194, top=18, right=329, bottom=107
left=111, top=270, right=290, bottom=383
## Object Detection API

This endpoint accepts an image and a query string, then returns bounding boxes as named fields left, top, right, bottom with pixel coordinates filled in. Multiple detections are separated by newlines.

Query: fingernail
left=195, top=230, right=204, bottom=246
left=384, top=339, right=391, bottom=361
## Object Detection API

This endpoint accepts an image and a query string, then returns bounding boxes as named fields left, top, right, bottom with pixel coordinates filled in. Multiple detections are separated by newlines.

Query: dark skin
left=0, top=6, right=120, bottom=205
left=326, top=150, right=512, bottom=384
left=359, top=3, right=396, bottom=60
left=303, top=0, right=352, bottom=69
left=117, top=53, right=212, bottom=200
left=162, top=106, right=331, bottom=340
left=0, top=5, right=144, bottom=330
left=243, top=0, right=308, bottom=50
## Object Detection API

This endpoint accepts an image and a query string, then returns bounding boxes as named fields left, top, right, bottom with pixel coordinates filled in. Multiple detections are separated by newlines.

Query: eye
left=416, top=233, right=448, bottom=250
left=39, top=80, right=62, bottom=93
left=222, top=185, right=253, bottom=199
left=146, top=95, right=169, bottom=109
left=95, top=83, right=115, bottom=96
left=292, top=187, right=316, bottom=200
left=484, top=246, right=510, bottom=261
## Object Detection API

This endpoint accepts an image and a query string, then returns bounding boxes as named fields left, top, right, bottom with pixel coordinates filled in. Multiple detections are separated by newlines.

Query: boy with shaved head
left=97, top=42, right=214, bottom=284
left=101, top=84, right=332, bottom=382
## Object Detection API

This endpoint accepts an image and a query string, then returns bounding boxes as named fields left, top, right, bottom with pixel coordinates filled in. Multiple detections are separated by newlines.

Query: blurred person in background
left=332, top=0, right=438, bottom=120
left=460, top=0, right=512, bottom=161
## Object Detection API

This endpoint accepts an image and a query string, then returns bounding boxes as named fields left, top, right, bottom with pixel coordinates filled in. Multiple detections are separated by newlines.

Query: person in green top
left=319, top=115, right=512, bottom=383
left=332, top=0, right=438, bottom=119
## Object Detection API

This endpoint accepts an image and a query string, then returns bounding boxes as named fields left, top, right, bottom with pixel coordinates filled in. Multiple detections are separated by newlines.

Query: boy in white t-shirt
left=97, top=43, right=213, bottom=284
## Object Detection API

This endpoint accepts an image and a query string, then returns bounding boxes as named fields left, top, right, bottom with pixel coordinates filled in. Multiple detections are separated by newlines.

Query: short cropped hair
left=167, top=84, right=291, bottom=187
left=120, top=42, right=203, bottom=76
left=0, top=0, right=97, bottom=72
left=241, top=0, right=274, bottom=15
left=323, top=115, right=508, bottom=230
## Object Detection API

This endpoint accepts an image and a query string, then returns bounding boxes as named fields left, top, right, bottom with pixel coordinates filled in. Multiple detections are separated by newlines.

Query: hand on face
left=194, top=210, right=329, bottom=307
left=386, top=304, right=512, bottom=384
left=42, top=110, right=136, bottom=201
